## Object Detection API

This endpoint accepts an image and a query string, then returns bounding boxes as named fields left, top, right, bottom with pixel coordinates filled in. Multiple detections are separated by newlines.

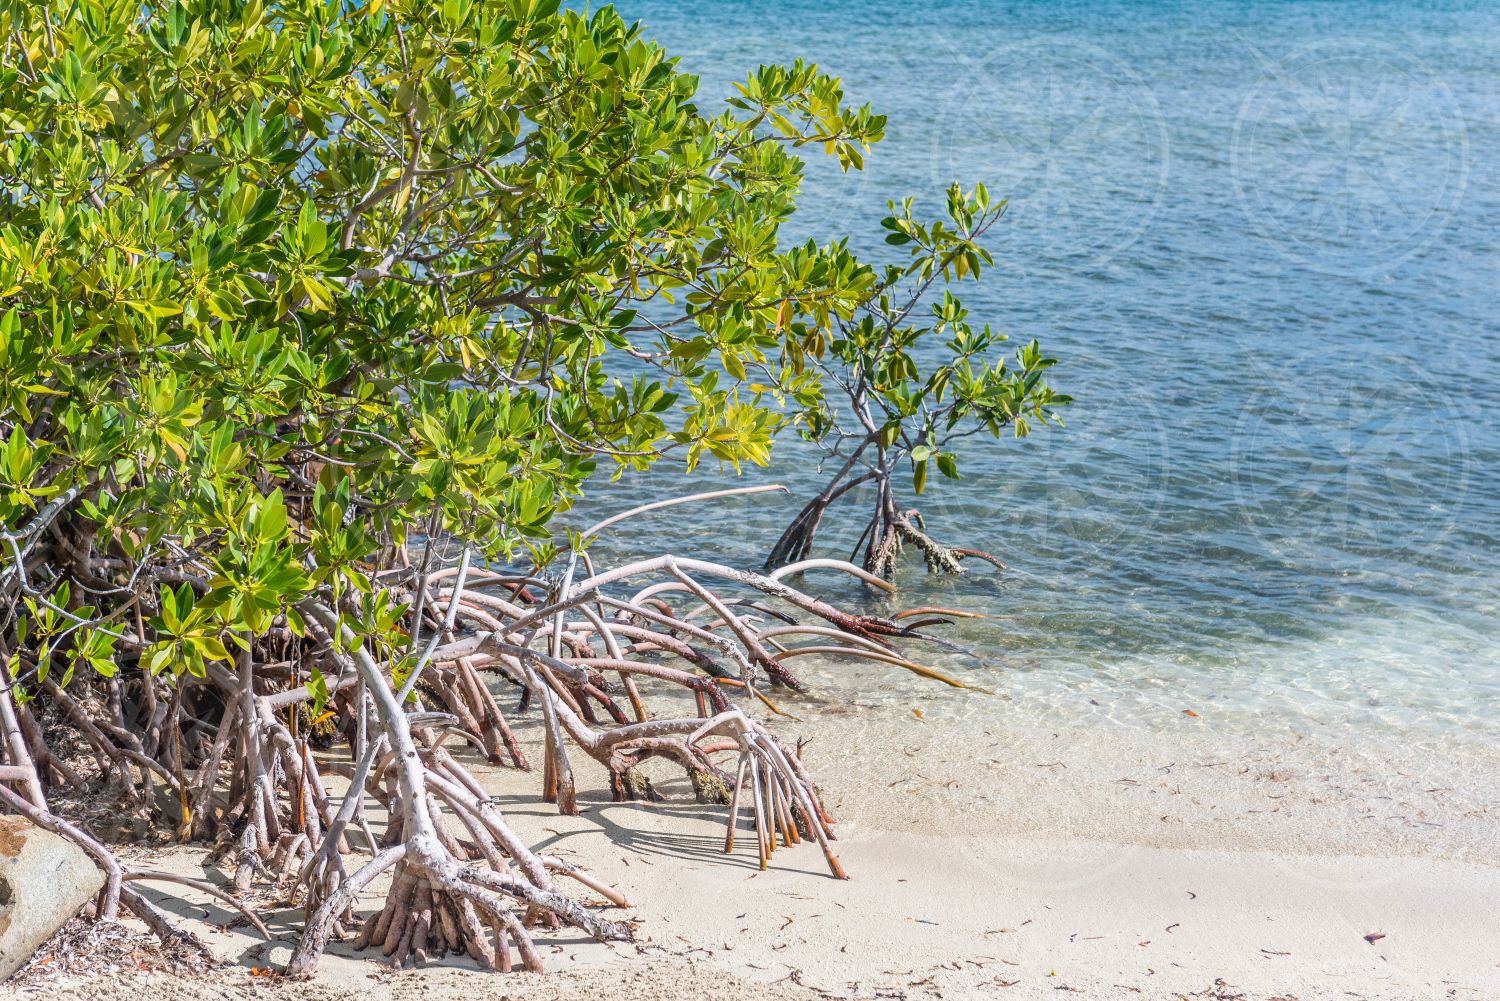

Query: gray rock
left=0, top=816, right=104, bottom=981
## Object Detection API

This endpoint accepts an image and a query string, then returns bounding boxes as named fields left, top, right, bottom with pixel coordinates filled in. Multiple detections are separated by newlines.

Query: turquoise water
left=586, top=1, right=1500, bottom=751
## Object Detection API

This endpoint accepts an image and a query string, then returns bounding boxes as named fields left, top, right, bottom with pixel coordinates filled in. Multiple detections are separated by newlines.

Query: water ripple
left=590, top=0, right=1500, bottom=756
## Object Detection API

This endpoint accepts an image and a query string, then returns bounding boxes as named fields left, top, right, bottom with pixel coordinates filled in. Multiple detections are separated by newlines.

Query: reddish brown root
left=350, top=863, right=536, bottom=971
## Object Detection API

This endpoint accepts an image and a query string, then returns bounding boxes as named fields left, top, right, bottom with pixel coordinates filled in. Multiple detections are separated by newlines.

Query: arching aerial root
left=287, top=601, right=634, bottom=977
left=694, top=710, right=846, bottom=878
left=285, top=551, right=914, bottom=973
left=4, top=524, right=975, bottom=977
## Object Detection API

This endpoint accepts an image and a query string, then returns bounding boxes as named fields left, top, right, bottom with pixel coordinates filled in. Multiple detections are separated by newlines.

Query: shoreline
left=6, top=707, right=1496, bottom=1001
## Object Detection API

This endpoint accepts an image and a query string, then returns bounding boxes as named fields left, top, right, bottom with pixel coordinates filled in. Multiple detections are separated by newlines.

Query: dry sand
left=4, top=695, right=1496, bottom=1001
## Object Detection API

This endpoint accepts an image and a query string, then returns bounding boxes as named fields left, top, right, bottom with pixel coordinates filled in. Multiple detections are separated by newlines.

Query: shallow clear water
left=584, top=0, right=1500, bottom=754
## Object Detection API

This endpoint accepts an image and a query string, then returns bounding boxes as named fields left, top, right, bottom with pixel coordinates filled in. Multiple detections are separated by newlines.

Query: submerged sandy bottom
left=6, top=686, right=1497, bottom=1001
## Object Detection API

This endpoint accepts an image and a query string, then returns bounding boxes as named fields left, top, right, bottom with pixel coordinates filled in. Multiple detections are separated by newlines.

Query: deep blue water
left=585, top=0, right=1500, bottom=749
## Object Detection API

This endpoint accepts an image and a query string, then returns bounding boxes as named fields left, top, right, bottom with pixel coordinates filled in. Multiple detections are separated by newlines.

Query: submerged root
left=769, top=460, right=1006, bottom=582
left=863, top=505, right=1004, bottom=581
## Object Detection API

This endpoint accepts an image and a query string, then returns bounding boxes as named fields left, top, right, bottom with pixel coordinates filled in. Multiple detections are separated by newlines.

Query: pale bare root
left=288, top=601, right=633, bottom=977
left=4, top=489, right=977, bottom=977
left=692, top=710, right=846, bottom=878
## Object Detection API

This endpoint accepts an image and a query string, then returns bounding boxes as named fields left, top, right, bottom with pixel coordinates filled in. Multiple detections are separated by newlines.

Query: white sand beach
left=10, top=699, right=1495, bottom=1001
